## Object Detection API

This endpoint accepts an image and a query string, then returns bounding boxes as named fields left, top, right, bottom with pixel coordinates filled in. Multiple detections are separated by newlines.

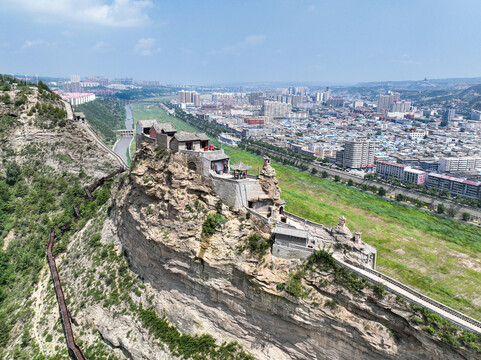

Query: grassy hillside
left=130, top=104, right=481, bottom=320
left=75, top=99, right=126, bottom=146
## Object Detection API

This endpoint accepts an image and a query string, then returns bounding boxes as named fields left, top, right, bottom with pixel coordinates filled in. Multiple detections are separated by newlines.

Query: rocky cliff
left=0, top=81, right=120, bottom=359
left=96, top=142, right=479, bottom=359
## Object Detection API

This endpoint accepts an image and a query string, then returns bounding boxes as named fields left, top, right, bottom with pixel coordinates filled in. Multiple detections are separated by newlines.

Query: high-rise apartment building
left=70, top=75, right=80, bottom=83
left=377, top=91, right=400, bottom=113
left=390, top=100, right=412, bottom=113
left=249, top=92, right=265, bottom=106
left=338, top=140, right=376, bottom=169
left=262, top=100, right=291, bottom=118
left=178, top=90, right=201, bottom=106
left=443, top=108, right=455, bottom=122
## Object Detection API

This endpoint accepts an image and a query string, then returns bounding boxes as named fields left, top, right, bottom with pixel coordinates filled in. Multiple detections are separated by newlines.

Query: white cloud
left=91, top=41, right=113, bottom=52
left=8, top=0, right=153, bottom=28
left=134, top=37, right=160, bottom=56
left=21, top=39, right=44, bottom=50
left=211, top=35, right=266, bottom=55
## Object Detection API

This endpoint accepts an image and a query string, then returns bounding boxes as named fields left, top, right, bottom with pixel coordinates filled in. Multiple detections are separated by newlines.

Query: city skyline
left=2, top=0, right=481, bottom=85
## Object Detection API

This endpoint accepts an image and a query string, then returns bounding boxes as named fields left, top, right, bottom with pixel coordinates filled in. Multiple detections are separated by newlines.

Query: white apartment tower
left=341, top=140, right=376, bottom=169
left=262, top=100, right=292, bottom=118
left=178, top=90, right=201, bottom=106
left=377, top=91, right=400, bottom=113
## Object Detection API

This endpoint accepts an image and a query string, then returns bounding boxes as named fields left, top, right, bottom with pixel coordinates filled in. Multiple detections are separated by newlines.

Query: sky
left=1, top=0, right=481, bottom=85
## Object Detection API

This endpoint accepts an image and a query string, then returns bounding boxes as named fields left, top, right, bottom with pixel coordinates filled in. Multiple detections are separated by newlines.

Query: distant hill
left=355, top=77, right=481, bottom=91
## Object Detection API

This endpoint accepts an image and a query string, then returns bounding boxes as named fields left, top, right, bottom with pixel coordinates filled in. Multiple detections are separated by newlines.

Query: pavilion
left=230, top=161, right=252, bottom=179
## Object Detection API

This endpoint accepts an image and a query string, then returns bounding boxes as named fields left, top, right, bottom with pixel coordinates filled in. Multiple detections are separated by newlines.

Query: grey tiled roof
left=230, top=161, right=251, bottom=171
left=153, top=122, right=177, bottom=133
left=138, top=120, right=156, bottom=128
left=174, top=131, right=210, bottom=142
left=273, top=224, right=309, bottom=238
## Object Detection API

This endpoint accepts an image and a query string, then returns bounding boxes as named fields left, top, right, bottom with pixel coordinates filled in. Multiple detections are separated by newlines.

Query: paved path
left=113, top=105, right=134, bottom=165
left=337, top=257, right=481, bottom=334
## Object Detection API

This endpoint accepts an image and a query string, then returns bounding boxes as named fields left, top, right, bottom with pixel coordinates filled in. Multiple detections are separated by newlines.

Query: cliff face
left=107, top=143, right=478, bottom=360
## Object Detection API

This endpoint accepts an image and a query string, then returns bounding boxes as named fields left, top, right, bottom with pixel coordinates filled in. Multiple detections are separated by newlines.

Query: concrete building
left=272, top=224, right=309, bottom=247
left=339, top=140, right=376, bottom=169
left=443, top=108, right=455, bottom=122
left=262, top=100, right=291, bottom=119
left=179, top=90, right=201, bottom=106
left=427, top=173, right=481, bottom=199
left=409, top=131, right=428, bottom=140
left=439, top=157, right=481, bottom=172
left=248, top=92, right=265, bottom=106
left=391, top=100, right=412, bottom=113
left=404, top=168, right=427, bottom=185
left=376, top=161, right=405, bottom=180
left=470, top=110, right=481, bottom=120
left=376, top=161, right=426, bottom=185
left=61, top=92, right=95, bottom=106
left=377, top=91, right=400, bottom=113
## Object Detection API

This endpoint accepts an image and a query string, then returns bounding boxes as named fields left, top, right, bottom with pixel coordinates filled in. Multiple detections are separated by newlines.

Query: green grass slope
left=75, top=99, right=126, bottom=146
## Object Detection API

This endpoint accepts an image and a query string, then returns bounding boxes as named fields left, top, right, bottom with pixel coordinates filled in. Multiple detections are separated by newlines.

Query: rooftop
left=138, top=120, right=157, bottom=128
left=273, top=224, right=309, bottom=238
left=174, top=131, right=210, bottom=142
left=231, top=161, right=252, bottom=171
left=153, top=122, right=177, bottom=133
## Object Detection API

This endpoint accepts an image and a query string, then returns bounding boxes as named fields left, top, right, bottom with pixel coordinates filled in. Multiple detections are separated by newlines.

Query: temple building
left=137, top=122, right=377, bottom=270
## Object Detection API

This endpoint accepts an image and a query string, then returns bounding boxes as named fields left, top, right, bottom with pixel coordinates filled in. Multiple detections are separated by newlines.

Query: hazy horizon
left=2, top=0, right=481, bottom=85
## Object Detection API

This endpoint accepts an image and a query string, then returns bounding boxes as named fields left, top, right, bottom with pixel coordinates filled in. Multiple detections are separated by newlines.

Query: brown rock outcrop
left=105, top=143, right=479, bottom=360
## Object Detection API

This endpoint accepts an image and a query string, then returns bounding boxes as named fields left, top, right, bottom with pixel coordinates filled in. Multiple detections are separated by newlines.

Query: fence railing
left=283, top=211, right=481, bottom=333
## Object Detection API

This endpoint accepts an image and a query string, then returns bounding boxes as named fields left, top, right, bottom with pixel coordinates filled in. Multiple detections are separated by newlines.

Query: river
left=113, top=105, right=134, bottom=165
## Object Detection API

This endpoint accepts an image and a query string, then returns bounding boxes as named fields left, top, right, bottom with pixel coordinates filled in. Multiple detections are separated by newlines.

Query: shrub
left=437, top=203, right=446, bottom=214
left=245, top=233, right=271, bottom=258
left=373, top=284, right=386, bottom=298
left=447, top=206, right=458, bottom=218
left=202, top=213, right=226, bottom=236
left=334, top=175, right=340, bottom=182
left=378, top=187, right=387, bottom=197
left=462, top=212, right=471, bottom=222
left=325, top=299, right=338, bottom=309
left=286, top=270, right=307, bottom=298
